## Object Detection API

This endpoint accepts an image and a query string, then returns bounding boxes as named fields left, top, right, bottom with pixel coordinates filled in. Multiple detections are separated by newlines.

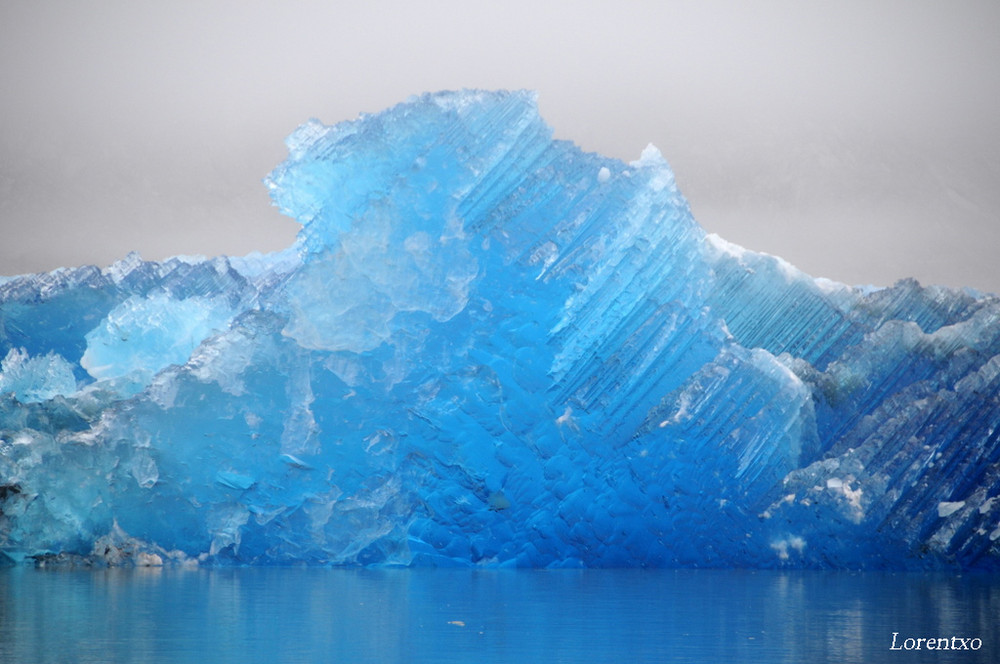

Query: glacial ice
left=2, top=89, right=1000, bottom=570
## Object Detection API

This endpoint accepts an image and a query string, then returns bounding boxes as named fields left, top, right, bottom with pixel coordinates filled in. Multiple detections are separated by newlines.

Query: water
left=1, top=567, right=996, bottom=663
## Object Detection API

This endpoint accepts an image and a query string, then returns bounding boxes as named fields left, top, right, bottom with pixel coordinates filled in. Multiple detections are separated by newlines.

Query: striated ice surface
left=2, top=90, right=1000, bottom=570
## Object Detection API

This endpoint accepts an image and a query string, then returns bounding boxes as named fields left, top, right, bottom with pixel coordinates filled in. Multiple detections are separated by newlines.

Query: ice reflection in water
left=0, top=567, right=996, bottom=664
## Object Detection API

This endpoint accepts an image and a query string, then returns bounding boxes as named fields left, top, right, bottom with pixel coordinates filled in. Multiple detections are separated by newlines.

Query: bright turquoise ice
left=2, top=90, right=999, bottom=569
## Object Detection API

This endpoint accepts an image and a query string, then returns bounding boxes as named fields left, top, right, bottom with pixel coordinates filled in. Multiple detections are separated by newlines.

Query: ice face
left=2, top=90, right=999, bottom=569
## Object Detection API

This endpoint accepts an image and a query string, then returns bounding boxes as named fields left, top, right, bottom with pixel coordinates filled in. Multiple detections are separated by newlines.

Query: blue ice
left=1, top=90, right=999, bottom=570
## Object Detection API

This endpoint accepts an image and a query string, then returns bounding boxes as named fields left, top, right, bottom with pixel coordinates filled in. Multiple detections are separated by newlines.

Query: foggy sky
left=2, top=1, right=999, bottom=292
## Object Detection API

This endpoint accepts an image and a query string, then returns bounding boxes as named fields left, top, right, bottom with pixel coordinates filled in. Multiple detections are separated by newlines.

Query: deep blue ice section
left=2, top=90, right=1000, bottom=569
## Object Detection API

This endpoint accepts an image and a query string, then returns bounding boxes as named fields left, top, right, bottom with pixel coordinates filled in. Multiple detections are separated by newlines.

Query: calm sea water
left=0, top=566, right=996, bottom=663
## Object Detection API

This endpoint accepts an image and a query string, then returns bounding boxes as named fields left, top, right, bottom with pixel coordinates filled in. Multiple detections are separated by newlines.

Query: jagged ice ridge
left=2, top=90, right=1000, bottom=569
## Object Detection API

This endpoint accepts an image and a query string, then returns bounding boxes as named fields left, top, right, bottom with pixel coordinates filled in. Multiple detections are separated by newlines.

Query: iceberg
left=2, top=90, right=999, bottom=569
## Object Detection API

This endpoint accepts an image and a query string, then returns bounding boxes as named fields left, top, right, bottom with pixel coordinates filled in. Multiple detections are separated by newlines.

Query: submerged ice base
left=2, top=90, right=1000, bottom=569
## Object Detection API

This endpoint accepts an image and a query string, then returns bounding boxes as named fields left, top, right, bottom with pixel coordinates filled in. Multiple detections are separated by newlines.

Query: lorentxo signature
left=890, top=633, right=983, bottom=651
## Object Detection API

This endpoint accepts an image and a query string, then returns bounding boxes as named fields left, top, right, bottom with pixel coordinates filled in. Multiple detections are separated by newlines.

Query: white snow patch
left=630, top=144, right=673, bottom=191
left=705, top=233, right=748, bottom=260
left=771, top=254, right=805, bottom=283
left=843, top=484, right=863, bottom=518
left=662, top=391, right=694, bottom=426
left=632, top=143, right=667, bottom=168
left=556, top=406, right=580, bottom=432
left=814, top=277, right=851, bottom=295
left=824, top=476, right=865, bottom=522
left=938, top=501, right=965, bottom=518
left=771, top=536, right=807, bottom=561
